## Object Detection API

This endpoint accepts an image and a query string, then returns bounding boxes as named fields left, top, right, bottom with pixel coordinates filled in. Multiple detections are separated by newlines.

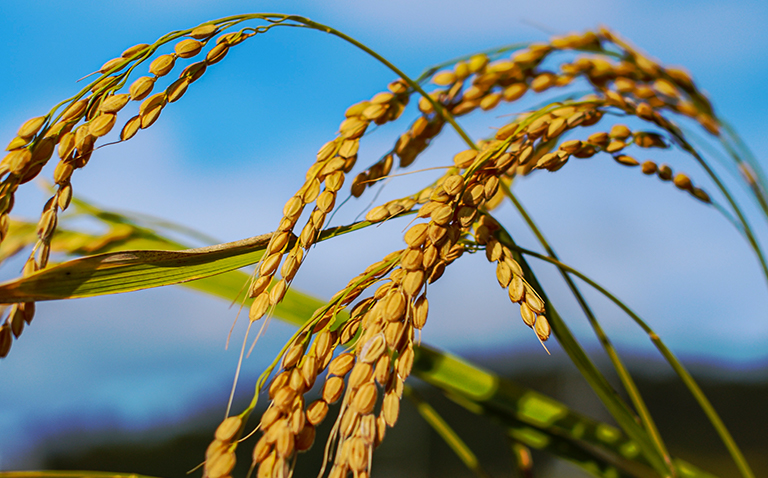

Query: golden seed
left=531, top=72, right=557, bottom=92
left=58, top=184, right=73, bottom=210
left=453, top=149, right=477, bottom=169
left=206, top=439, right=227, bottom=461
left=120, top=116, right=141, bottom=141
left=480, top=92, right=502, bottom=111
left=657, top=164, right=673, bottom=181
left=88, top=113, right=116, bottom=137
left=348, top=363, right=373, bottom=390
left=129, top=76, right=155, bottom=101
left=316, top=190, right=336, bottom=214
left=641, top=160, right=657, bottom=175
left=427, top=222, right=447, bottom=244
left=605, top=140, right=626, bottom=153
left=275, top=427, right=294, bottom=457
left=634, top=132, right=666, bottom=148
left=614, top=154, right=639, bottom=167
left=207, top=451, right=236, bottom=478
left=99, top=94, right=130, bottom=114
left=249, top=292, right=271, bottom=321
left=496, top=261, right=512, bottom=288
left=673, top=173, right=692, bottom=191
left=57, top=132, right=75, bottom=159
left=257, top=452, right=277, bottom=478
left=121, top=43, right=150, bottom=58
left=296, top=423, right=315, bottom=452
left=329, top=353, right=355, bottom=376
left=206, top=43, right=229, bottom=64
left=269, top=372, right=290, bottom=399
left=339, top=118, right=368, bottom=140
left=525, top=288, right=545, bottom=313
left=53, top=160, right=74, bottom=185
left=375, top=354, right=392, bottom=385
left=382, top=392, right=400, bottom=427
left=99, top=57, right=125, bottom=74
left=175, top=39, right=203, bottom=58
left=405, top=223, right=429, bottom=248
left=190, top=24, right=217, bottom=39
left=485, top=239, right=502, bottom=262
left=402, top=270, right=425, bottom=296
left=397, top=345, right=414, bottom=379
left=350, top=172, right=368, bottom=198
left=166, top=78, right=189, bottom=103
left=215, top=416, right=242, bottom=442
left=282, top=195, right=303, bottom=218
left=442, top=175, right=464, bottom=197
left=502, top=83, right=528, bottom=103
left=586, top=132, right=609, bottom=147
left=307, top=399, right=329, bottom=426
left=382, top=290, right=406, bottom=323
left=546, top=117, right=567, bottom=139
left=691, top=187, right=711, bottom=203
left=6, top=136, right=28, bottom=150
left=361, top=335, right=387, bottom=364
left=508, top=275, right=525, bottom=303
left=5, top=149, right=32, bottom=175
left=325, top=171, right=345, bottom=192
left=430, top=203, right=453, bottom=226
left=149, top=54, right=176, bottom=77
left=520, top=302, right=536, bottom=327
left=249, top=276, right=272, bottom=298
left=535, top=315, right=552, bottom=341
left=636, top=102, right=654, bottom=120
left=140, top=105, right=163, bottom=129
left=484, top=176, right=500, bottom=200
left=273, top=387, right=297, bottom=412
left=366, top=205, right=390, bottom=223
left=17, top=116, right=46, bottom=139
left=181, top=61, right=207, bottom=83
left=609, top=124, right=632, bottom=140
left=59, top=100, right=87, bottom=124
left=352, top=382, right=378, bottom=414
left=432, top=70, right=457, bottom=86
left=252, top=435, right=271, bottom=463
left=401, top=248, right=423, bottom=271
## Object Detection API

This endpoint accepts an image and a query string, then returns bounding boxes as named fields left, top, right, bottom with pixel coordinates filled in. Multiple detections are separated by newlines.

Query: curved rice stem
left=502, top=187, right=676, bottom=475
left=404, top=385, right=492, bottom=478
left=508, top=245, right=755, bottom=478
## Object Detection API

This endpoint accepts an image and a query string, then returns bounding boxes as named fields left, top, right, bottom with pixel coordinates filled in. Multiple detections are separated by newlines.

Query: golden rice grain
left=190, top=24, right=217, bottom=39
left=382, top=392, right=400, bottom=426
left=657, top=164, right=673, bottom=181
left=215, top=416, right=242, bottom=442
left=121, top=43, right=150, bottom=58
left=120, top=116, right=141, bottom=141
left=535, top=315, right=552, bottom=341
left=99, top=57, right=125, bottom=74
left=175, top=39, right=203, bottom=58
left=206, top=451, right=236, bottom=478
left=306, top=400, right=329, bottom=426
left=520, top=302, right=536, bottom=327
left=352, top=382, right=378, bottom=414
left=249, top=292, right=271, bottom=321
left=329, top=353, right=355, bottom=376
left=673, top=172, right=692, bottom=191
left=88, top=113, right=116, bottom=137
left=432, top=70, right=456, bottom=86
left=17, top=117, right=46, bottom=139
left=149, top=54, right=176, bottom=77
left=129, top=76, right=155, bottom=101
left=99, top=94, right=130, bottom=114
left=206, top=43, right=229, bottom=64
left=166, top=78, right=189, bottom=103
left=60, top=99, right=88, bottom=122
left=614, top=154, right=639, bottom=167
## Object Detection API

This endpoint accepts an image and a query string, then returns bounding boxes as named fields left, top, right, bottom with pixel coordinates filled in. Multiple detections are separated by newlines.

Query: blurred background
left=1, top=1, right=767, bottom=476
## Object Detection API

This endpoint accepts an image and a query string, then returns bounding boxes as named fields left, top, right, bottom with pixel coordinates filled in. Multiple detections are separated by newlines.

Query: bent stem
left=501, top=187, right=676, bottom=475
left=508, top=245, right=755, bottom=478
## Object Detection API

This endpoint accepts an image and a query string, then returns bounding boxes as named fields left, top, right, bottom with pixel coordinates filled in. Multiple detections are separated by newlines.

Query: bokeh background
left=1, top=1, right=767, bottom=477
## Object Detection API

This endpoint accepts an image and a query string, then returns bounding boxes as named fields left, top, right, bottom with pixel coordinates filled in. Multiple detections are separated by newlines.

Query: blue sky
left=1, top=0, right=768, bottom=470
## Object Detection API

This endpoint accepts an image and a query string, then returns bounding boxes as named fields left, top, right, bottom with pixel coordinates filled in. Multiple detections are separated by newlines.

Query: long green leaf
left=0, top=220, right=373, bottom=303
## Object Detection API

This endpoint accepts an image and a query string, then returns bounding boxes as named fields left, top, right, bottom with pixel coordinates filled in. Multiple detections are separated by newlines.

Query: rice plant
left=0, top=13, right=764, bottom=478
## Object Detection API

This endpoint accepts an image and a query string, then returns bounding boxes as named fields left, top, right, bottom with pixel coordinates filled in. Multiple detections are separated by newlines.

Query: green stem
left=490, top=224, right=671, bottom=476
left=509, top=245, right=755, bottom=478
left=503, top=187, right=676, bottom=476
left=404, top=385, right=492, bottom=478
